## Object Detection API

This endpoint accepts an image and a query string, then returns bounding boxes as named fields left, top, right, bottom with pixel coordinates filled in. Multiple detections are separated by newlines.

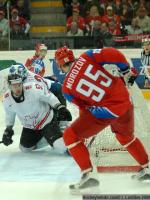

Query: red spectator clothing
left=109, top=26, right=121, bottom=35
left=67, top=16, right=86, bottom=31
left=85, top=16, right=102, bottom=29
left=101, top=14, right=121, bottom=29
left=10, top=16, right=28, bottom=29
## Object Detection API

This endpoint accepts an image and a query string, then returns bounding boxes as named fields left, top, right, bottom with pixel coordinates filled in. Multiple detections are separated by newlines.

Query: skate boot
left=131, top=167, right=150, bottom=182
left=36, top=137, right=49, bottom=149
left=69, top=171, right=99, bottom=195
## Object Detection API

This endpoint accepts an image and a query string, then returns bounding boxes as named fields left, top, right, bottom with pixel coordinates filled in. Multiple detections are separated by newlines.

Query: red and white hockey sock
left=125, top=137, right=149, bottom=168
left=63, top=127, right=92, bottom=172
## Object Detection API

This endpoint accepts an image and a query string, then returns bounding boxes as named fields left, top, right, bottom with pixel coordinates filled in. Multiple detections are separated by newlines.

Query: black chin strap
left=11, top=90, right=24, bottom=103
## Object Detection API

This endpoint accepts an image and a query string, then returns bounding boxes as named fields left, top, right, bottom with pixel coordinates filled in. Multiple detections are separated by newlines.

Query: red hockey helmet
left=55, top=46, right=75, bottom=67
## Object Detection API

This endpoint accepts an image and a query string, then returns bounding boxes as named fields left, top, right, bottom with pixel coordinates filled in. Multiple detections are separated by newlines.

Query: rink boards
left=0, top=49, right=150, bottom=99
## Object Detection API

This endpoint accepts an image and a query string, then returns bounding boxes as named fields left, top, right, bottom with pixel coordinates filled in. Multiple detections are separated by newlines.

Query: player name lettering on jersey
left=66, top=56, right=86, bottom=89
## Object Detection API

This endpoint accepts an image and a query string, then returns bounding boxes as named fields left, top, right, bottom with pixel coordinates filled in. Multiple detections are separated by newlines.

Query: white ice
left=0, top=101, right=150, bottom=200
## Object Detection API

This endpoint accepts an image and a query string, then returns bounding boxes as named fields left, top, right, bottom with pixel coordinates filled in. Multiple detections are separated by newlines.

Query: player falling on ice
left=1, top=64, right=72, bottom=154
left=55, top=46, right=150, bottom=194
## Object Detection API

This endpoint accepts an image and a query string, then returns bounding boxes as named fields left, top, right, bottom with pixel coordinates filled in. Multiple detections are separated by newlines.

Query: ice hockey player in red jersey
left=55, top=46, right=150, bottom=194
left=25, top=43, right=47, bottom=77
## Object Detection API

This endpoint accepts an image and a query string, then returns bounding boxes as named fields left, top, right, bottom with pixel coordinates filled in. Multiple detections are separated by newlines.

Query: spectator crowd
left=0, top=0, right=150, bottom=49
left=63, top=0, right=150, bottom=47
left=0, top=0, right=30, bottom=40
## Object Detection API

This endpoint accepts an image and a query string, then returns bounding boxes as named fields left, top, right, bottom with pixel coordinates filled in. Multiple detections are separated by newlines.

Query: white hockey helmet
left=8, top=63, right=28, bottom=84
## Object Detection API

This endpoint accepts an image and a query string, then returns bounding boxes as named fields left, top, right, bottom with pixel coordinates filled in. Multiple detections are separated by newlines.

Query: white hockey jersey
left=3, top=81, right=60, bottom=130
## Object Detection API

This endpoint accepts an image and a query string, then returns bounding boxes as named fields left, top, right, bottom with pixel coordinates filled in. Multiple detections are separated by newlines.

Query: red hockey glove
left=123, top=67, right=138, bottom=86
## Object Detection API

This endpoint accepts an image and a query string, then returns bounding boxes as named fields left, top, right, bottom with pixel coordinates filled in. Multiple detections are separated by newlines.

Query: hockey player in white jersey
left=1, top=64, right=72, bottom=154
left=24, top=61, right=70, bottom=132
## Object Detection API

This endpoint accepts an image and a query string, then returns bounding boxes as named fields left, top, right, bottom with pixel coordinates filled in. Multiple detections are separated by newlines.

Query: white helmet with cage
left=8, top=63, right=28, bottom=85
left=7, top=63, right=28, bottom=99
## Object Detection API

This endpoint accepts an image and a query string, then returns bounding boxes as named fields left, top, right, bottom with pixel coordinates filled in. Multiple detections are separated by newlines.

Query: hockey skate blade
left=70, top=185, right=100, bottom=195
left=135, top=179, right=150, bottom=183
left=131, top=175, right=150, bottom=183
left=141, top=180, right=150, bottom=183
left=132, top=179, right=150, bottom=183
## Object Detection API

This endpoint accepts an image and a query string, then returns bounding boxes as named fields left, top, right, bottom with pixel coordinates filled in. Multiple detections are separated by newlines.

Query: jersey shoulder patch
left=24, top=85, right=32, bottom=90
left=35, top=83, right=43, bottom=90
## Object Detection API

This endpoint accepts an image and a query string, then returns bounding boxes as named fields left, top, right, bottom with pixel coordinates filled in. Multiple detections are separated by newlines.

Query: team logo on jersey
left=25, top=85, right=32, bottom=90
left=35, top=84, right=43, bottom=90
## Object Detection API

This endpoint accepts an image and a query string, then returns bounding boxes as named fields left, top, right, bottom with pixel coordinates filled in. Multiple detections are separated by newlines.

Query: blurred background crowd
left=0, top=0, right=149, bottom=50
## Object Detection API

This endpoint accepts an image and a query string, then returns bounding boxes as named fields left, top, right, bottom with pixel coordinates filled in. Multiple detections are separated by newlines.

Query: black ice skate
left=69, top=171, right=99, bottom=195
left=131, top=167, right=150, bottom=182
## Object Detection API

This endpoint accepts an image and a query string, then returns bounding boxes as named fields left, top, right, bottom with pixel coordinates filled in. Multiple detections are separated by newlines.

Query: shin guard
left=126, top=138, right=149, bottom=167
left=63, top=127, right=92, bottom=172
left=117, top=134, right=149, bottom=167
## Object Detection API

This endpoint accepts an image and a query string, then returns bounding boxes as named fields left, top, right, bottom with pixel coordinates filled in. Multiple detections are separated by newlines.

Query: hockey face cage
left=55, top=46, right=75, bottom=67
left=8, top=74, right=22, bottom=85
left=8, top=64, right=28, bottom=83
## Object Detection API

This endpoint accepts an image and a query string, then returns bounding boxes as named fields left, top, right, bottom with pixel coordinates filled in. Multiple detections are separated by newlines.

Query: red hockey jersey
left=25, top=55, right=45, bottom=77
left=62, top=48, right=132, bottom=118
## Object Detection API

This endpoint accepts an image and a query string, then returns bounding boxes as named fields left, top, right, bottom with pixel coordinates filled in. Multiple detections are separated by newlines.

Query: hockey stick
left=86, top=136, right=96, bottom=149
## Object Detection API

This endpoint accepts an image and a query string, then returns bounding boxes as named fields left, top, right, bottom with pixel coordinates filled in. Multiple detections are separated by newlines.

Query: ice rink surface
left=0, top=101, right=150, bottom=200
